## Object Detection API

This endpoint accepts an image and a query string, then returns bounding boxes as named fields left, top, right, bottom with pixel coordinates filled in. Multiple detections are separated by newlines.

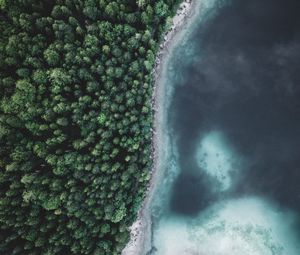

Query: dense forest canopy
left=0, top=0, right=179, bottom=254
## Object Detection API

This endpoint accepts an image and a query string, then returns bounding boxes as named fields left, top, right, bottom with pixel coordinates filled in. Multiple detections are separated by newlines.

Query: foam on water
left=153, top=197, right=300, bottom=255
left=195, top=131, right=242, bottom=191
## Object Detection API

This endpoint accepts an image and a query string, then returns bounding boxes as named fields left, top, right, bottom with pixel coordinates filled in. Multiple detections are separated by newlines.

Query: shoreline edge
left=122, top=1, right=198, bottom=254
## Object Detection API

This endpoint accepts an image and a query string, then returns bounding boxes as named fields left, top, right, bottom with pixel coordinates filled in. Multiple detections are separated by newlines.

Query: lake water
left=148, top=0, right=300, bottom=254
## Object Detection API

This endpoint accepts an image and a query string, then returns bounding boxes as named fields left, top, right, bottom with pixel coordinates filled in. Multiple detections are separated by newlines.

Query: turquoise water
left=148, top=0, right=300, bottom=254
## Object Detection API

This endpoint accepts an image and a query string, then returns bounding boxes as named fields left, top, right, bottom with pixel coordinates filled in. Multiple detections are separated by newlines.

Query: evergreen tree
left=0, top=0, right=181, bottom=254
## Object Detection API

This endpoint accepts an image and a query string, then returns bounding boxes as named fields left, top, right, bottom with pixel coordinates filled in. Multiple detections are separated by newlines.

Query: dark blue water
left=149, top=0, right=300, bottom=254
left=171, top=0, right=300, bottom=216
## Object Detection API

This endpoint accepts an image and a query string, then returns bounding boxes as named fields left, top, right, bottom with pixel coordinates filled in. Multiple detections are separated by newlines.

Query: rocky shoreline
left=121, top=1, right=195, bottom=254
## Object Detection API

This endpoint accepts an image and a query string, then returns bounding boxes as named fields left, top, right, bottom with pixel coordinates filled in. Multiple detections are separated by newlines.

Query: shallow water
left=148, top=0, right=300, bottom=254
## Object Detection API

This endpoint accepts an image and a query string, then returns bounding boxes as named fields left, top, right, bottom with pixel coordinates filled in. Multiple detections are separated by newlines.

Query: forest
left=0, top=0, right=179, bottom=254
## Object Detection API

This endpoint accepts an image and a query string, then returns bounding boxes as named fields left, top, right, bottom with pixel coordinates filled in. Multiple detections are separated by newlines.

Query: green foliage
left=0, top=0, right=6, bottom=10
left=0, top=0, right=180, bottom=254
left=155, top=1, right=169, bottom=18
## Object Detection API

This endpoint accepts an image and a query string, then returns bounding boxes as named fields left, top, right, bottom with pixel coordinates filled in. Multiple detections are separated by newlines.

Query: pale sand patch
left=153, top=197, right=300, bottom=255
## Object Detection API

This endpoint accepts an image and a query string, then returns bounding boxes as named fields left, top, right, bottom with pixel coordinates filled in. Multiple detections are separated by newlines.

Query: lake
left=148, top=0, right=300, bottom=254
